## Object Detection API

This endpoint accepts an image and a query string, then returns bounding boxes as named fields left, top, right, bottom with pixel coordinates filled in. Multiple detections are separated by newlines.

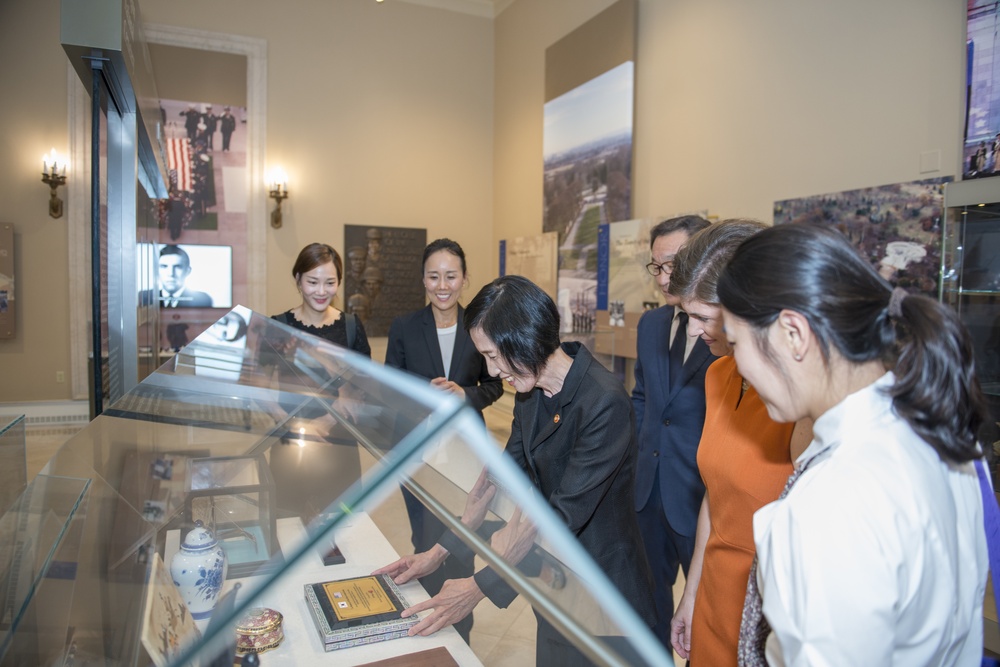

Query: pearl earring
left=794, top=353, right=802, bottom=361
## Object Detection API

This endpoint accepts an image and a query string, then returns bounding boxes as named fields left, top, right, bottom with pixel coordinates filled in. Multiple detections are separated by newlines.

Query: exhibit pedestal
left=166, top=514, right=481, bottom=666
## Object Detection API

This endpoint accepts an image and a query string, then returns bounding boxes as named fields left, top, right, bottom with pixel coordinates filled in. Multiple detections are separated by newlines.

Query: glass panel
left=0, top=416, right=27, bottom=516
left=28, top=309, right=672, bottom=666
left=0, top=475, right=90, bottom=666
left=941, top=202, right=1000, bottom=445
left=190, top=457, right=261, bottom=490
left=942, top=181, right=1000, bottom=655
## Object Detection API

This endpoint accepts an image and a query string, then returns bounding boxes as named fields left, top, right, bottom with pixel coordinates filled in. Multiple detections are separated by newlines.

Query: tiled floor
left=25, top=426, right=81, bottom=480
left=23, top=396, right=685, bottom=666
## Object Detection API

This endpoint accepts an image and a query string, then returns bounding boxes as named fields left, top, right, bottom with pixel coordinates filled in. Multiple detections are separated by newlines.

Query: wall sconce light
left=41, top=148, right=68, bottom=219
left=268, top=168, right=289, bottom=229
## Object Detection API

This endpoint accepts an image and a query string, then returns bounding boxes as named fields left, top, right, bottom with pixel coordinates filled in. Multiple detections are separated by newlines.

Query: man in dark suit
left=203, top=104, right=218, bottom=150
left=158, top=245, right=213, bottom=308
left=632, top=215, right=715, bottom=646
left=220, top=107, right=237, bottom=152
left=179, top=104, right=201, bottom=141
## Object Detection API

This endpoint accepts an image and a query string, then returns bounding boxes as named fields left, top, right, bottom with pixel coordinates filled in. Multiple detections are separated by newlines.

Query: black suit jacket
left=449, top=342, right=656, bottom=626
left=160, top=288, right=213, bottom=308
left=631, top=305, right=716, bottom=536
left=384, top=305, right=502, bottom=416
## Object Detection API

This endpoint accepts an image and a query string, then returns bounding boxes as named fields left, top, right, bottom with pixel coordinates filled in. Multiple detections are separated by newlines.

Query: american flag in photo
left=167, top=137, right=192, bottom=192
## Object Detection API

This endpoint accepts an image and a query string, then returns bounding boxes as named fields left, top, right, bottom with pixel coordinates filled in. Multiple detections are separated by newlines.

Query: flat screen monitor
left=144, top=243, right=233, bottom=309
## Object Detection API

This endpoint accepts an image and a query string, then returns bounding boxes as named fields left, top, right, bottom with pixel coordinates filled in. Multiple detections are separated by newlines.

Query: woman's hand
left=372, top=544, right=448, bottom=585
left=670, top=586, right=696, bottom=658
left=431, top=377, right=466, bottom=400
left=460, top=468, right=497, bottom=531
left=490, top=507, right=536, bottom=566
left=401, top=577, right=485, bottom=636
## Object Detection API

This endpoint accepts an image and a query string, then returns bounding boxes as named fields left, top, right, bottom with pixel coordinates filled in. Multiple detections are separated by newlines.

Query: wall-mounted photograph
left=963, top=1, right=1000, bottom=180
left=774, top=176, right=951, bottom=297
left=544, top=61, right=634, bottom=336
left=343, top=225, right=427, bottom=337
left=154, top=97, right=249, bottom=354
left=141, top=243, right=233, bottom=310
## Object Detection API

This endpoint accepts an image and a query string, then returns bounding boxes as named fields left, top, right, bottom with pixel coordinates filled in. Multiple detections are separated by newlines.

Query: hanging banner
left=0, top=223, right=13, bottom=339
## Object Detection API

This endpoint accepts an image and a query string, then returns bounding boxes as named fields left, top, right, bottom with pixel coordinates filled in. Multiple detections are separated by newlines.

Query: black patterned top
left=272, top=310, right=371, bottom=358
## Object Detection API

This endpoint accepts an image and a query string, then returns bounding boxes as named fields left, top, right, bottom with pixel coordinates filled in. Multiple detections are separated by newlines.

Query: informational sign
left=0, top=223, right=14, bottom=339
left=501, top=231, right=559, bottom=300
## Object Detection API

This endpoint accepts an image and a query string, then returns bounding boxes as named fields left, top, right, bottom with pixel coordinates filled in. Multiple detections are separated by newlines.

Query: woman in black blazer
left=384, top=238, right=502, bottom=415
left=384, top=238, right=503, bottom=643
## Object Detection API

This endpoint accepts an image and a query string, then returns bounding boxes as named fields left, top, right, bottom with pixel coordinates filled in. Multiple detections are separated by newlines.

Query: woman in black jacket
left=384, top=238, right=502, bottom=414
left=384, top=238, right=503, bottom=642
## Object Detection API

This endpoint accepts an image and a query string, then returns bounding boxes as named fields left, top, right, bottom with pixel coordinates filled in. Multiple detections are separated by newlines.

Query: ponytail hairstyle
left=717, top=223, right=986, bottom=463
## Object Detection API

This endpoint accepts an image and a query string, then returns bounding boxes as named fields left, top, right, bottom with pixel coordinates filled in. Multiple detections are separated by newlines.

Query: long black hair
left=464, top=275, right=560, bottom=377
left=717, top=223, right=986, bottom=463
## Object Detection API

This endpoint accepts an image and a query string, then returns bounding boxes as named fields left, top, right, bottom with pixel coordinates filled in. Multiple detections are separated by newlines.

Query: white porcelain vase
left=170, top=520, right=228, bottom=620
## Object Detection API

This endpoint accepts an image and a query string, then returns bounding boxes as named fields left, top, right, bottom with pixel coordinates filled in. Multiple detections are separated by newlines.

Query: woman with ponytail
left=718, top=223, right=989, bottom=665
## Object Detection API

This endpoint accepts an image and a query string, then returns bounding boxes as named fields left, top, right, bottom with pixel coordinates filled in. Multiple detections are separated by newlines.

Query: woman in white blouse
left=716, top=223, right=988, bottom=666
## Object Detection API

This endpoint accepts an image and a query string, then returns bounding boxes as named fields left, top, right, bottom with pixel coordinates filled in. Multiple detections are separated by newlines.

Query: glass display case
left=182, top=455, right=278, bottom=578
left=0, top=415, right=27, bottom=517
left=942, top=179, right=1000, bottom=469
left=0, top=307, right=673, bottom=666
left=942, top=178, right=1000, bottom=653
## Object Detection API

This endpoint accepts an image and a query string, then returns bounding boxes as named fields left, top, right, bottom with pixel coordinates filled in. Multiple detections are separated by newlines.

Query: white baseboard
left=0, top=400, right=90, bottom=427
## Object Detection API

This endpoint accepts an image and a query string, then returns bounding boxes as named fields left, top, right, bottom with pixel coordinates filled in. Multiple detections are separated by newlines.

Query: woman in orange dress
left=666, top=220, right=811, bottom=666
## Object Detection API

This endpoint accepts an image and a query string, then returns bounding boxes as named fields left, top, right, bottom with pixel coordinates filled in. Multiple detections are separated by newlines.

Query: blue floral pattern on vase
left=170, top=521, right=229, bottom=620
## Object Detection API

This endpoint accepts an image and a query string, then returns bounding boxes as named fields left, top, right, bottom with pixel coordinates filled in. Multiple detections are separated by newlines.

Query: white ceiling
left=394, top=0, right=514, bottom=19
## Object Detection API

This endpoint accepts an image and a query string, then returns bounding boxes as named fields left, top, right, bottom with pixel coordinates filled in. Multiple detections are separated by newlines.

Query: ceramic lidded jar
left=170, top=520, right=228, bottom=620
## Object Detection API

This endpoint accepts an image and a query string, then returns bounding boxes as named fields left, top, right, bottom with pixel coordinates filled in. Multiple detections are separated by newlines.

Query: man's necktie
left=669, top=311, right=688, bottom=388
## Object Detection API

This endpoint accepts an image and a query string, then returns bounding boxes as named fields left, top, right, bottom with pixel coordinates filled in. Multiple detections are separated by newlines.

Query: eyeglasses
left=646, top=261, right=673, bottom=277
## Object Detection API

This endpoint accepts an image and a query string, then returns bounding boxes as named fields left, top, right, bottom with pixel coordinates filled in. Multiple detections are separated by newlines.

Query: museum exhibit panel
left=0, top=308, right=673, bottom=666
left=942, top=178, right=1000, bottom=654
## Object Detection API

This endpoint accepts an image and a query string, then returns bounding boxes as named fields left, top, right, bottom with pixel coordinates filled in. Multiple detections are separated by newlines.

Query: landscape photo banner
left=543, top=0, right=636, bottom=338
left=773, top=177, right=951, bottom=297
left=963, top=1, right=1000, bottom=181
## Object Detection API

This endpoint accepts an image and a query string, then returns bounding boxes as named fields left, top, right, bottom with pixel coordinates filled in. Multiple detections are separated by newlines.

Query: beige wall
left=0, top=0, right=970, bottom=402
left=139, top=0, right=496, bottom=319
left=0, top=0, right=494, bottom=401
left=494, top=0, right=965, bottom=270
left=0, top=0, right=72, bottom=401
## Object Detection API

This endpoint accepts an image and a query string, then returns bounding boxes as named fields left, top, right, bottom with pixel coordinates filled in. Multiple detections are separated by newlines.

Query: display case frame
left=942, top=178, right=1000, bottom=654
left=0, top=415, right=27, bottom=517
left=0, top=307, right=673, bottom=667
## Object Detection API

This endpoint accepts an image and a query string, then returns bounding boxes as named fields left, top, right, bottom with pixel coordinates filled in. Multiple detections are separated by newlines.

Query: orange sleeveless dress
left=688, top=356, right=794, bottom=666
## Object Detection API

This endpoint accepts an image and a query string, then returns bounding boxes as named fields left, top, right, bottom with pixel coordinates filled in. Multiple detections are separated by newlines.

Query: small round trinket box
left=234, top=607, right=284, bottom=654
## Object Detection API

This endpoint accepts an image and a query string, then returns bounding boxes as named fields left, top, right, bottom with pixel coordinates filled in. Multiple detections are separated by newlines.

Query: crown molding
left=395, top=0, right=513, bottom=19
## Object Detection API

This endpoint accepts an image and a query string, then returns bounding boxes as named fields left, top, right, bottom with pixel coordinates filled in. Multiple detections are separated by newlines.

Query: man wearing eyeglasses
left=632, top=215, right=715, bottom=647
